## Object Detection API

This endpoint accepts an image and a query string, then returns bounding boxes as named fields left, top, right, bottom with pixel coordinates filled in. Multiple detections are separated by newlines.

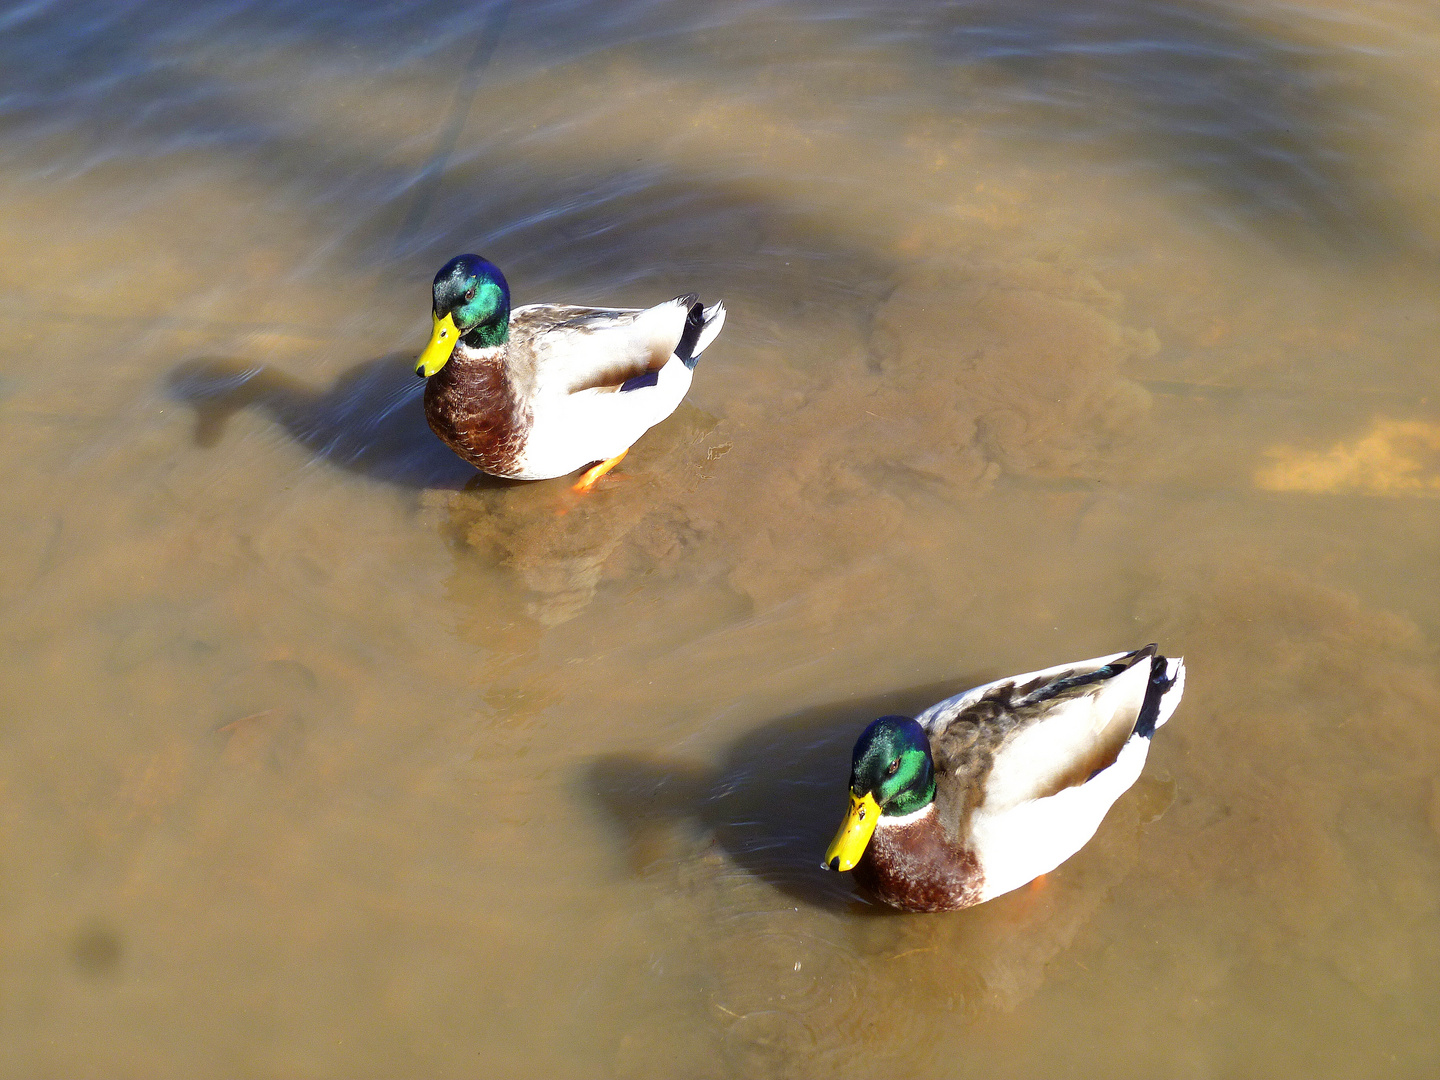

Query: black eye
left=886, top=758, right=900, bottom=776
left=465, top=286, right=477, bottom=302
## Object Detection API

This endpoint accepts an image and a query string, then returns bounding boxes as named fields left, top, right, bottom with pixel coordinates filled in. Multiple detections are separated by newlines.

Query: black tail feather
left=1134, top=648, right=1176, bottom=739
left=674, top=299, right=706, bottom=369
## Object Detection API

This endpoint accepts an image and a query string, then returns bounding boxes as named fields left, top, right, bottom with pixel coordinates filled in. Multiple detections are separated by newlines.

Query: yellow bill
left=415, top=311, right=460, bottom=377
left=824, top=791, right=881, bottom=872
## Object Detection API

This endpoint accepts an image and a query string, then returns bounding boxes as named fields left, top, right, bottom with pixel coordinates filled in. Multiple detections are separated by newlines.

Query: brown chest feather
left=851, top=813, right=985, bottom=912
left=423, top=355, right=531, bottom=476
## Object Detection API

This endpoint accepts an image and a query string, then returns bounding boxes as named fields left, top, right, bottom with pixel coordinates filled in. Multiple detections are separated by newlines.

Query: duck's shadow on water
left=585, top=676, right=989, bottom=914
left=167, top=354, right=504, bottom=490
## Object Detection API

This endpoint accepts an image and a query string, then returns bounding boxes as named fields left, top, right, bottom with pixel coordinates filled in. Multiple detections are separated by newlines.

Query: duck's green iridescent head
left=415, top=254, right=512, bottom=377
left=824, top=715, right=936, bottom=872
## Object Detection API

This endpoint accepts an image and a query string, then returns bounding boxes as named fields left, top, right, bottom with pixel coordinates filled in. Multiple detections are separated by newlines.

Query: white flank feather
left=491, top=294, right=723, bottom=480
left=518, top=357, right=695, bottom=478
left=971, top=729, right=1153, bottom=902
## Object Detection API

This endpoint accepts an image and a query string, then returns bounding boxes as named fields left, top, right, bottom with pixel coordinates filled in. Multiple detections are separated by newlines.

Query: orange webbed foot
left=571, top=448, right=628, bottom=494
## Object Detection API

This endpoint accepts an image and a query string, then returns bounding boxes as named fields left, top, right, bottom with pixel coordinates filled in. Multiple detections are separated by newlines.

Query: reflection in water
left=2, top=0, right=1440, bottom=1075
left=431, top=402, right=725, bottom=624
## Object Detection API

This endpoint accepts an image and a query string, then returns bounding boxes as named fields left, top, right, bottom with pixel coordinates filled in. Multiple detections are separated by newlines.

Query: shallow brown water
left=2, top=0, right=1440, bottom=1076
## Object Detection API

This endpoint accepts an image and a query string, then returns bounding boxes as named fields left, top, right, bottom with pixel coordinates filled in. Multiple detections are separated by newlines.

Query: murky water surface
left=2, top=0, right=1439, bottom=1075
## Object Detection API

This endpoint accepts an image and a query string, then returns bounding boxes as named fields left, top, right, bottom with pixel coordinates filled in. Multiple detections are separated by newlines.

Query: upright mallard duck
left=415, top=254, right=725, bottom=491
left=824, top=645, right=1185, bottom=912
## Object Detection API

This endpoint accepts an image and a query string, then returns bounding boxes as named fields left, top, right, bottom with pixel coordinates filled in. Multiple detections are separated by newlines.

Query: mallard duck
left=823, top=645, right=1185, bottom=912
left=415, top=254, right=725, bottom=491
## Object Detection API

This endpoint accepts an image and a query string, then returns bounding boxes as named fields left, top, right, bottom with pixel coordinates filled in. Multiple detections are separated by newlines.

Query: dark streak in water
left=392, top=0, right=513, bottom=256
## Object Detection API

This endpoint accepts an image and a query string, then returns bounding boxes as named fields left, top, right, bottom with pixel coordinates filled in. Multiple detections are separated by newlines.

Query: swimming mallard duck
left=823, top=645, right=1184, bottom=912
left=415, top=254, right=725, bottom=491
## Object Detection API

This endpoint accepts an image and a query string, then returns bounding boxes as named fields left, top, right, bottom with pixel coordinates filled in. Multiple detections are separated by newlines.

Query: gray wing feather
left=510, top=302, right=685, bottom=395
